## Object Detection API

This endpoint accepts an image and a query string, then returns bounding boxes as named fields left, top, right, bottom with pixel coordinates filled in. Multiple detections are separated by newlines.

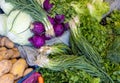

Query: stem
left=97, top=67, right=114, bottom=83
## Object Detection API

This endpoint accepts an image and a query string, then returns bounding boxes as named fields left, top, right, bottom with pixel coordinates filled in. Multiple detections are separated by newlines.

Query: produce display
left=0, top=37, right=35, bottom=83
left=0, top=0, right=120, bottom=83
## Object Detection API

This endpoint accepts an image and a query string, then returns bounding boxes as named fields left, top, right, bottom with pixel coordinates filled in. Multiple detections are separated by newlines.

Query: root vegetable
left=0, top=47, right=14, bottom=59
left=11, top=58, right=17, bottom=64
left=11, top=48, right=20, bottom=58
left=0, top=56, right=3, bottom=61
left=10, top=58, right=28, bottom=80
left=38, top=76, right=44, bottom=83
left=4, top=49, right=13, bottom=59
left=0, top=74, right=14, bottom=83
left=0, top=37, right=14, bottom=48
left=0, top=60, right=12, bottom=76
left=0, top=47, right=7, bottom=59
left=4, top=37, right=14, bottom=48
left=23, top=68, right=33, bottom=76
left=0, top=50, right=7, bottom=58
left=0, top=47, right=7, bottom=51
left=0, top=37, right=6, bottom=47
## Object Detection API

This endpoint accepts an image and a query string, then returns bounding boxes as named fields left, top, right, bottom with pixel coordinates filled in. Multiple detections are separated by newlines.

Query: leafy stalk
left=38, top=55, right=103, bottom=77
left=69, top=19, right=114, bottom=83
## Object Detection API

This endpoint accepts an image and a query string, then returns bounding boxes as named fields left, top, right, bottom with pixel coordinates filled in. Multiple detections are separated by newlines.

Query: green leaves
left=40, top=68, right=94, bottom=83
left=50, top=0, right=76, bottom=21
left=68, top=12, right=114, bottom=82
left=107, top=36, right=120, bottom=63
left=106, top=11, right=120, bottom=63
left=70, top=26, right=102, bottom=67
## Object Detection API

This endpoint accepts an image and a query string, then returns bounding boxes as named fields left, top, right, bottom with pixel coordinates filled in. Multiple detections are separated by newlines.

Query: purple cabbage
left=47, top=16, right=56, bottom=25
left=63, top=22, right=69, bottom=31
left=31, top=22, right=45, bottom=35
left=47, top=15, right=69, bottom=37
left=53, top=24, right=64, bottom=37
left=48, top=15, right=65, bottom=25
left=45, top=34, right=52, bottom=40
left=55, top=14, right=65, bottom=24
left=43, top=0, right=53, bottom=12
left=29, top=35, right=45, bottom=48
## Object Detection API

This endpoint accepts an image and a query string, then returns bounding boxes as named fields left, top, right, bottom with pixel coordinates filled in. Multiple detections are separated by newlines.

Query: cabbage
left=0, top=14, right=7, bottom=35
left=0, top=0, right=14, bottom=14
left=6, top=10, right=33, bottom=45
left=0, top=1, right=34, bottom=45
left=7, top=29, right=33, bottom=45
left=7, top=10, right=33, bottom=33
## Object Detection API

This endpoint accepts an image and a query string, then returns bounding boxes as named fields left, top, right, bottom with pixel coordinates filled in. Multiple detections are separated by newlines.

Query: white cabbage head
left=0, top=0, right=14, bottom=14
left=0, top=14, right=7, bottom=35
left=6, top=10, right=33, bottom=45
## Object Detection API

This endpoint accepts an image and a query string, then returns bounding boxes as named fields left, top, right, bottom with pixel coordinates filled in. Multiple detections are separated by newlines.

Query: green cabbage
left=0, top=0, right=14, bottom=14
left=6, top=10, right=33, bottom=45
left=0, top=0, right=34, bottom=45
left=0, top=14, right=7, bottom=35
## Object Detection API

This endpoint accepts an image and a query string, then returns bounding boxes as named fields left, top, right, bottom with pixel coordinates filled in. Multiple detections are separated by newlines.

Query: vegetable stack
left=0, top=0, right=120, bottom=83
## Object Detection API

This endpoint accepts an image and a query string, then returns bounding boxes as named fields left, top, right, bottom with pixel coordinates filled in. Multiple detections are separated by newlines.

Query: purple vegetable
left=43, top=0, right=53, bottom=12
left=23, top=72, right=41, bottom=83
left=47, top=16, right=56, bottom=25
left=29, top=35, right=45, bottom=48
left=63, top=22, right=70, bottom=31
left=31, top=22, right=45, bottom=35
left=53, top=24, right=64, bottom=37
left=55, top=14, right=65, bottom=24
left=45, top=34, right=52, bottom=40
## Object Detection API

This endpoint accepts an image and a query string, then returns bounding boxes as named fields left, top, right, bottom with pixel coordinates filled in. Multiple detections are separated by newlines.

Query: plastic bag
left=17, top=46, right=38, bottom=66
left=103, top=0, right=120, bottom=18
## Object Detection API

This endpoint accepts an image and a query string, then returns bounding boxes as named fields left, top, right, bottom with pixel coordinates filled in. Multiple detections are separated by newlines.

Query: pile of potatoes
left=0, top=37, right=33, bottom=83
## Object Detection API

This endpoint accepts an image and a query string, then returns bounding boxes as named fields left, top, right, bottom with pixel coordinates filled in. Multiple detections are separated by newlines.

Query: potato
left=0, top=55, right=3, bottom=61
left=0, top=74, right=14, bottom=83
left=0, top=37, right=14, bottom=48
left=10, top=58, right=28, bottom=80
left=0, top=60, right=12, bottom=76
left=0, top=50, right=7, bottom=59
left=0, top=47, right=6, bottom=60
left=0, top=47, right=7, bottom=51
left=11, top=58, right=17, bottom=64
left=0, top=37, right=6, bottom=47
left=23, top=68, right=33, bottom=76
left=4, top=49, right=13, bottom=59
left=4, top=37, right=14, bottom=48
left=0, top=47, right=14, bottom=59
left=0, top=47, right=7, bottom=58
left=11, top=48, right=20, bottom=58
